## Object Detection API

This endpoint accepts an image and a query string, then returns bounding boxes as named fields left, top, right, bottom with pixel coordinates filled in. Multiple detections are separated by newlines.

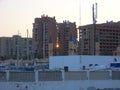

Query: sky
left=0, top=0, right=120, bottom=37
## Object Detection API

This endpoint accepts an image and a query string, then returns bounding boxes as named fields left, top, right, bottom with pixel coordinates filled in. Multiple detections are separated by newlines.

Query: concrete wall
left=0, top=72, right=6, bottom=81
left=38, top=71, right=62, bottom=81
left=89, top=71, right=110, bottom=80
left=49, top=55, right=120, bottom=71
left=1, top=70, right=120, bottom=82
left=9, top=72, right=35, bottom=82
left=49, top=56, right=80, bottom=71
left=112, top=71, right=120, bottom=80
left=65, top=71, right=87, bottom=80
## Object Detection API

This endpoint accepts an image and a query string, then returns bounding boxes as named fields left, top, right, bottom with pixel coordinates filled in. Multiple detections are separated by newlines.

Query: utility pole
left=92, top=3, right=97, bottom=55
left=43, top=22, right=46, bottom=59
left=79, top=0, right=82, bottom=63
left=17, top=31, right=20, bottom=69
left=27, top=29, right=29, bottom=60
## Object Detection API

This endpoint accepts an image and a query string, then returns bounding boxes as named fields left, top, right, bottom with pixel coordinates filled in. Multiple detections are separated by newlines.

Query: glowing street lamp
left=56, top=43, right=60, bottom=48
left=56, top=37, right=60, bottom=49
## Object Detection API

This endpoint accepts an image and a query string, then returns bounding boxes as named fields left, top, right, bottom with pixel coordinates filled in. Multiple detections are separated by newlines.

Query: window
left=95, top=64, right=98, bottom=66
left=83, top=66, right=86, bottom=70
left=89, top=64, right=92, bottom=67
left=64, top=66, right=69, bottom=72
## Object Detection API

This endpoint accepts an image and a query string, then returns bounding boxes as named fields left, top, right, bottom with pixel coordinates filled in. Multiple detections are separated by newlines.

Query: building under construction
left=79, top=21, right=120, bottom=56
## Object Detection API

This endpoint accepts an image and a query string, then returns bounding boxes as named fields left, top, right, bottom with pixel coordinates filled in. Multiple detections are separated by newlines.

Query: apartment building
left=57, top=21, right=77, bottom=55
left=32, top=15, right=57, bottom=59
left=22, top=37, right=32, bottom=60
left=79, top=21, right=120, bottom=55
left=0, top=35, right=32, bottom=60
left=12, top=35, right=32, bottom=60
left=0, top=37, right=12, bottom=59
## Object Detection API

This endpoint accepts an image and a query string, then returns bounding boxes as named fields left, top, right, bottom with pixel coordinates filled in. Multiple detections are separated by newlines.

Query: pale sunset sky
left=0, top=0, right=120, bottom=37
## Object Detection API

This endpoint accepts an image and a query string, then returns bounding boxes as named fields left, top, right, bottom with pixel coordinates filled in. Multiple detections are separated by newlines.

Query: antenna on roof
left=92, top=3, right=98, bottom=55
left=93, top=3, right=97, bottom=24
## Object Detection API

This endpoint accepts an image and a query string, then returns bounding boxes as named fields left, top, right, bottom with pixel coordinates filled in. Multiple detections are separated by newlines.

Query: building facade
left=57, top=21, right=77, bottom=55
left=32, top=15, right=57, bottom=59
left=0, top=35, right=32, bottom=60
left=79, top=21, right=120, bottom=55
left=0, top=37, right=12, bottom=59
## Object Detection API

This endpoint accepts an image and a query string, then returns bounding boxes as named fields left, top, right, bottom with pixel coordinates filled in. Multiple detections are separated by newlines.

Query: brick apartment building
left=79, top=21, right=120, bottom=55
left=57, top=21, right=77, bottom=55
left=32, top=15, right=57, bottom=59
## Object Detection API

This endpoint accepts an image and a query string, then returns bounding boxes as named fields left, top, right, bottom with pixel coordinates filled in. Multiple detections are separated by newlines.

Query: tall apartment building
left=79, top=21, right=120, bottom=55
left=57, top=21, right=77, bottom=55
left=32, top=15, right=57, bottom=59
left=0, top=35, right=32, bottom=60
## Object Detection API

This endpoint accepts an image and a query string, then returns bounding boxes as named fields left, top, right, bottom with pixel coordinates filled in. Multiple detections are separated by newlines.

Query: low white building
left=49, top=55, right=120, bottom=71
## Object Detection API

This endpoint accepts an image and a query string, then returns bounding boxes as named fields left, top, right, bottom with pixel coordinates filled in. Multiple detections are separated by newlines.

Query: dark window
left=64, top=66, right=69, bottom=72
left=89, top=64, right=92, bottom=66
